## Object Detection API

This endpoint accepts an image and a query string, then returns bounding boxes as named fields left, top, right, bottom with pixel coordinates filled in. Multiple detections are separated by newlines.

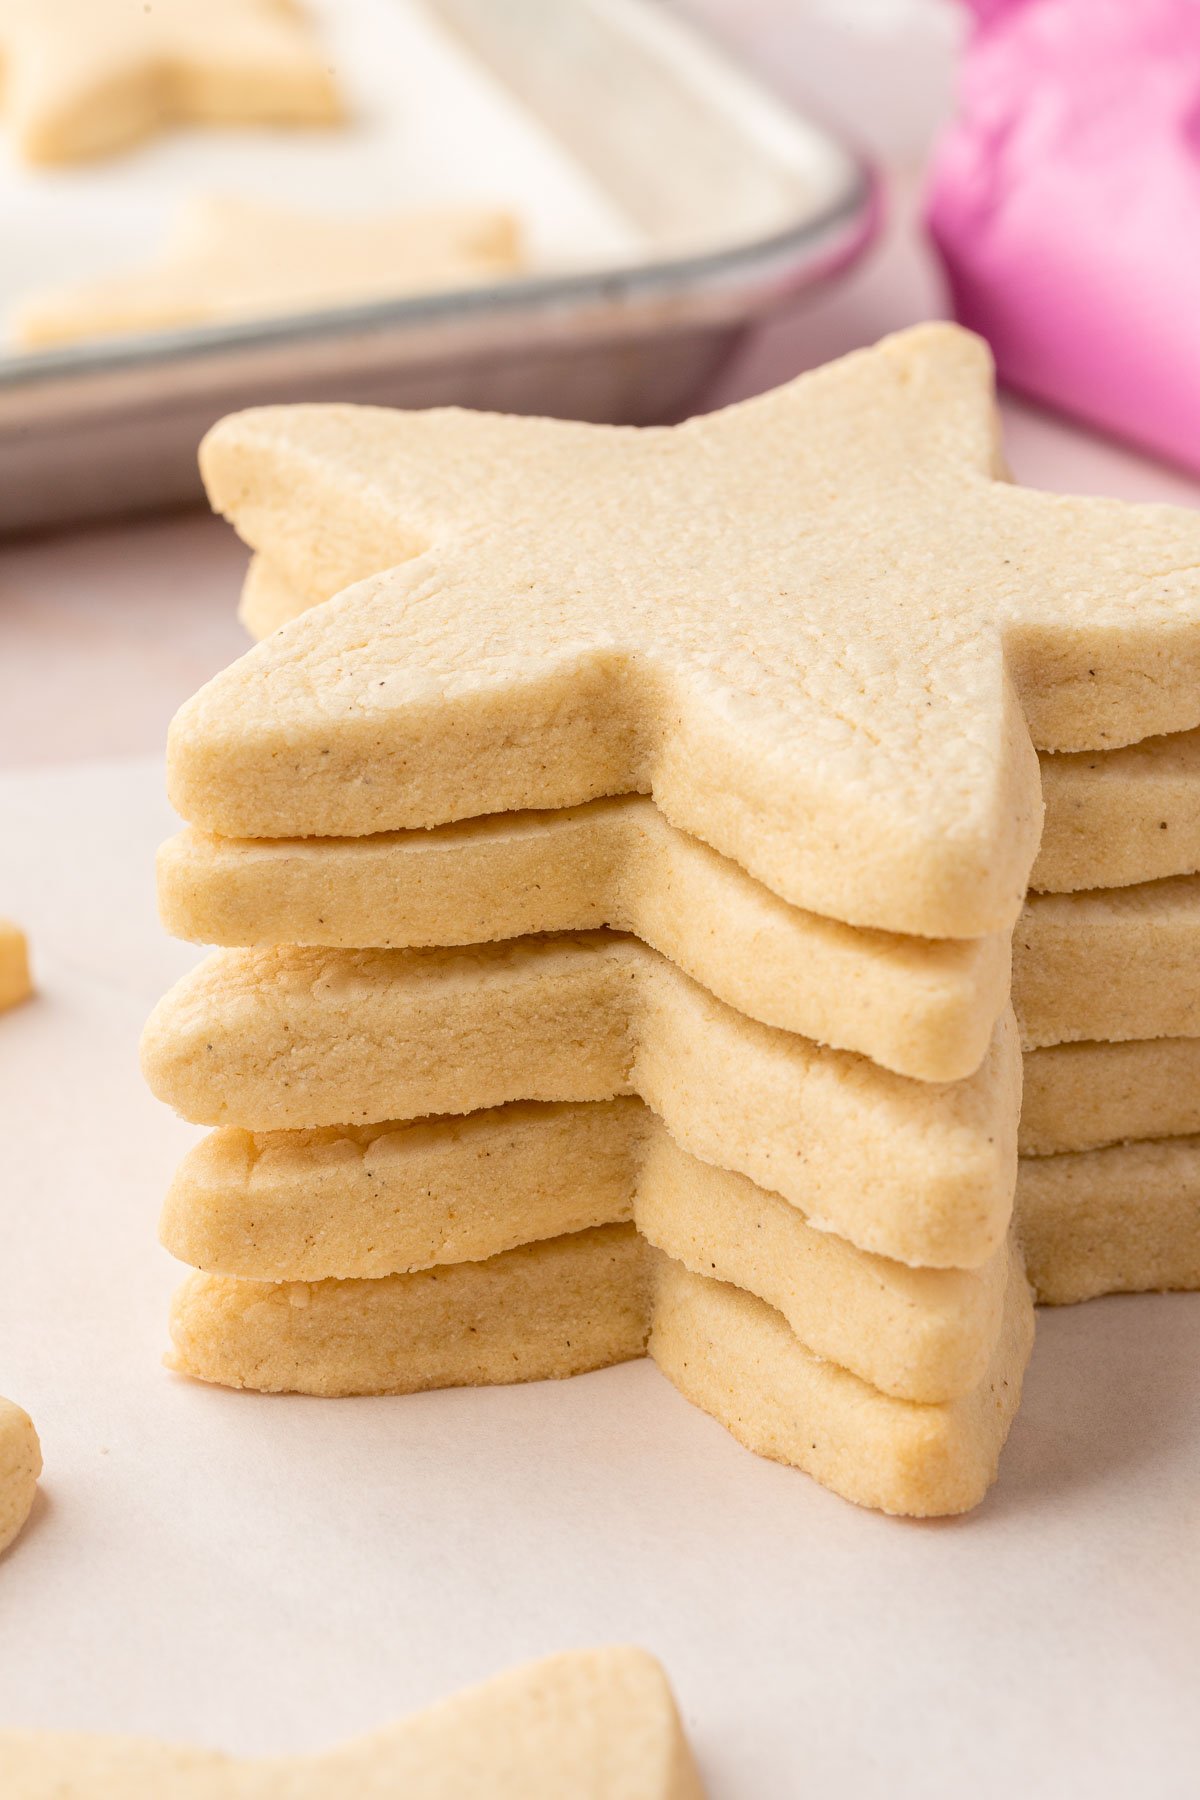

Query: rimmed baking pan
left=0, top=0, right=878, bottom=532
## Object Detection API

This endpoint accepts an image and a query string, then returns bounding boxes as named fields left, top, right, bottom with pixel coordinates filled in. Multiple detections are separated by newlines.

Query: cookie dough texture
left=15, top=198, right=521, bottom=349
left=0, top=1646, right=704, bottom=1799
left=179, top=325, right=1200, bottom=939
left=0, top=919, right=32, bottom=1013
left=1021, top=1036, right=1200, bottom=1155
left=1015, top=874, right=1200, bottom=1048
left=0, top=0, right=339, bottom=166
left=1019, top=1137, right=1200, bottom=1305
left=162, top=1103, right=1009, bottom=1404
left=0, top=1399, right=41, bottom=1554
left=142, top=936, right=1022, bottom=1270
left=158, top=800, right=1011, bottom=1083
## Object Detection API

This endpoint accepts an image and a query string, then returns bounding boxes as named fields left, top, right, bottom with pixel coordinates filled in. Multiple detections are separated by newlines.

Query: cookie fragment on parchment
left=0, top=1646, right=705, bottom=1798
left=0, top=920, right=32, bottom=1014
left=0, top=1399, right=41, bottom=1554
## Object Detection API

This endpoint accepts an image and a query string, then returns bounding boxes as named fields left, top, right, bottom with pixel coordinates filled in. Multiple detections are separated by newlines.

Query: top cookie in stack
left=144, top=325, right=1200, bottom=1517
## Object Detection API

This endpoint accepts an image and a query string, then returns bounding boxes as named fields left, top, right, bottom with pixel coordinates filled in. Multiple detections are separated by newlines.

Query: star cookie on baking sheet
left=0, top=0, right=340, bottom=165
left=177, top=324, right=1200, bottom=939
left=0, top=1648, right=704, bottom=1799
left=14, top=196, right=522, bottom=348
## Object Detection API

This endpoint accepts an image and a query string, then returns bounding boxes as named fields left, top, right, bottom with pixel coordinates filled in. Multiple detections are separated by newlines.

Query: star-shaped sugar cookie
left=0, top=0, right=340, bottom=165
left=180, top=324, right=1200, bottom=939
left=14, top=197, right=522, bottom=349
left=143, top=934, right=1020, bottom=1269
left=0, top=1648, right=704, bottom=1798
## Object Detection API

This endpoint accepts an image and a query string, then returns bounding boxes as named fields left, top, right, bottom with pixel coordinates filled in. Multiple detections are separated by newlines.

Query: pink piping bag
left=926, top=0, right=1200, bottom=472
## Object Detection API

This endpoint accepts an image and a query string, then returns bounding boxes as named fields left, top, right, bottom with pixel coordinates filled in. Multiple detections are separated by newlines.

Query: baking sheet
left=0, top=0, right=645, bottom=341
left=0, top=755, right=1197, bottom=1797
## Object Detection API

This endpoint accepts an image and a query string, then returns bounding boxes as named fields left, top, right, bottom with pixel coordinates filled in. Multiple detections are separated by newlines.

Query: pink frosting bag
left=926, top=0, right=1200, bottom=472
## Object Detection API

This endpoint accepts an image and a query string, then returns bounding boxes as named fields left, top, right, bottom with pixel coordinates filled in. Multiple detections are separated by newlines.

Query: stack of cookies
left=142, top=326, right=1200, bottom=1516
left=1015, top=734, right=1200, bottom=1302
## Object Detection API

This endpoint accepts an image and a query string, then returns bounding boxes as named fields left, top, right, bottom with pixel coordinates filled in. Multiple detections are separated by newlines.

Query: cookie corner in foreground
left=0, top=919, right=33, bottom=1013
left=0, top=1399, right=42, bottom=1554
left=0, top=1644, right=705, bottom=1797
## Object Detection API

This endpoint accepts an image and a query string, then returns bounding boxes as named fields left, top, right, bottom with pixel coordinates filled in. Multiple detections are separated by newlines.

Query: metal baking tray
left=0, top=0, right=878, bottom=533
